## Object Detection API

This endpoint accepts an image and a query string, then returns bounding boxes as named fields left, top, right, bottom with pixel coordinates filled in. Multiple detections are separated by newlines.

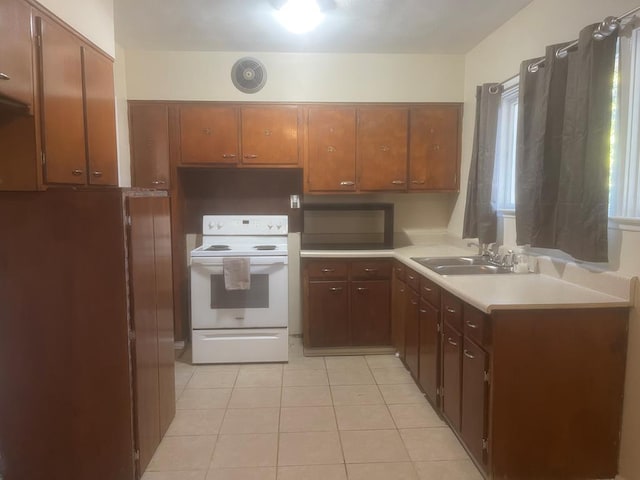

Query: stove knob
left=276, top=224, right=282, bottom=230
left=267, top=224, right=273, bottom=230
left=216, top=223, right=223, bottom=230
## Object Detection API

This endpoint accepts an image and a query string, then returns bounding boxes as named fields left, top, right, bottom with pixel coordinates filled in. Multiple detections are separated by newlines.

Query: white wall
left=37, top=0, right=115, bottom=56
left=114, top=43, right=131, bottom=187
left=453, top=1, right=640, bottom=478
left=124, top=51, right=464, bottom=103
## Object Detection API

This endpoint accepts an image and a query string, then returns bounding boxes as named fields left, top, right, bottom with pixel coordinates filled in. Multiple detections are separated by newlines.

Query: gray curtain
left=515, top=24, right=618, bottom=262
left=463, top=83, right=502, bottom=244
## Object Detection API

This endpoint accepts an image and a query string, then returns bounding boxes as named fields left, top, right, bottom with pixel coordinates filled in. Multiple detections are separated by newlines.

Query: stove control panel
left=202, top=215, right=288, bottom=236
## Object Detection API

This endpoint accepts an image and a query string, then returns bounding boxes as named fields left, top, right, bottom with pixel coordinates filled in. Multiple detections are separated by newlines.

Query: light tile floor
left=144, top=337, right=483, bottom=480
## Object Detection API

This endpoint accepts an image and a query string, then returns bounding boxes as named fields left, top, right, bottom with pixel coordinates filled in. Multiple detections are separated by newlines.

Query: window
left=609, top=26, right=640, bottom=220
left=493, top=78, right=519, bottom=211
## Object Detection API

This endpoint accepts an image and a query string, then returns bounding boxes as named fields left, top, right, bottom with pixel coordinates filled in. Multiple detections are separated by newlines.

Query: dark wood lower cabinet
left=351, top=280, right=391, bottom=346
left=442, top=321, right=462, bottom=432
left=461, top=337, right=489, bottom=469
left=307, top=281, right=350, bottom=347
left=392, top=275, right=407, bottom=359
left=418, top=299, right=439, bottom=406
left=0, top=189, right=175, bottom=480
left=404, top=289, right=420, bottom=379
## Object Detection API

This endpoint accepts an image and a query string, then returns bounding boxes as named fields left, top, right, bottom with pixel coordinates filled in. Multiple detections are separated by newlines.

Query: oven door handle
left=191, top=257, right=288, bottom=266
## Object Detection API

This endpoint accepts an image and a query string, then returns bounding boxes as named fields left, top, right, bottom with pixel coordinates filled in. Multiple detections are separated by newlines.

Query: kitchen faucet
left=467, top=241, right=515, bottom=270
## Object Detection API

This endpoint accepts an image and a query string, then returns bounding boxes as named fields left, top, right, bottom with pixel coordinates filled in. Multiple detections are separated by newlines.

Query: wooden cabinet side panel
left=152, top=197, right=176, bottom=437
left=357, top=108, right=408, bottom=191
left=129, top=103, right=170, bottom=189
left=306, top=107, right=357, bottom=192
left=241, top=106, right=299, bottom=165
left=82, top=46, right=118, bottom=185
left=37, top=16, right=87, bottom=185
left=490, top=309, right=628, bottom=480
left=128, top=197, right=161, bottom=474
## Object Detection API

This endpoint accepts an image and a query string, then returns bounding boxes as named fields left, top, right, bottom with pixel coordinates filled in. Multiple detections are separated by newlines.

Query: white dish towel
left=223, top=257, right=251, bottom=290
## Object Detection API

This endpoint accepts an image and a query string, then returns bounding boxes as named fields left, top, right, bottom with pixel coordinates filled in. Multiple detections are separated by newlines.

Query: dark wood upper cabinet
left=357, top=107, right=408, bottom=191
left=0, top=0, right=34, bottom=109
left=179, top=105, right=239, bottom=164
left=409, top=105, right=460, bottom=191
left=129, top=103, right=171, bottom=189
left=306, top=107, right=357, bottom=192
left=36, top=15, right=87, bottom=185
left=241, top=106, right=300, bottom=165
left=82, top=46, right=118, bottom=186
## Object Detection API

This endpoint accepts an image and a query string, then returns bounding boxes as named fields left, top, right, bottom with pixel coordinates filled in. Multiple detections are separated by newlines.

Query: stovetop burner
left=205, top=245, right=231, bottom=251
left=254, top=245, right=277, bottom=251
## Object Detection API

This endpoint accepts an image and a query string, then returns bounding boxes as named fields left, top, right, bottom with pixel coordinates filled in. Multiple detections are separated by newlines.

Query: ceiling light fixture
left=273, top=0, right=325, bottom=34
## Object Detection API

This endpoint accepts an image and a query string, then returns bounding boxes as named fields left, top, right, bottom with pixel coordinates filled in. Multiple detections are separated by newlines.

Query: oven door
left=190, top=255, right=288, bottom=329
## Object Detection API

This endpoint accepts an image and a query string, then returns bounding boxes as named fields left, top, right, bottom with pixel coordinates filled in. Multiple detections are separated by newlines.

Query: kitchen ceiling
left=114, top=0, right=533, bottom=54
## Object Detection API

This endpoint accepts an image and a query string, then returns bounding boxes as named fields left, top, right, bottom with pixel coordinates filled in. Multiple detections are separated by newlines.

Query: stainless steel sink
left=411, top=256, right=491, bottom=267
left=410, top=256, right=513, bottom=275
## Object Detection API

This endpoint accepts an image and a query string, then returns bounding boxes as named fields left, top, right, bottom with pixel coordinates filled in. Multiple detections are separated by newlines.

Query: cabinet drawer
left=420, top=276, right=441, bottom=308
left=351, top=260, right=391, bottom=280
left=405, top=267, right=420, bottom=291
left=393, top=262, right=406, bottom=281
left=306, top=261, right=348, bottom=280
left=442, top=291, right=463, bottom=331
left=463, top=304, right=490, bottom=348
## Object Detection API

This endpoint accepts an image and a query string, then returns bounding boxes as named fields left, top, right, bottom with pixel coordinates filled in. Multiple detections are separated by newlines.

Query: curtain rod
left=526, top=5, right=640, bottom=73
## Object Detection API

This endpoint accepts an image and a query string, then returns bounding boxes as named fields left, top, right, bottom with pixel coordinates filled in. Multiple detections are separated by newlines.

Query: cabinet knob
left=329, top=287, right=343, bottom=292
left=222, top=154, right=237, bottom=159
left=264, top=129, right=272, bottom=136
left=339, top=180, right=355, bottom=186
left=0, top=73, right=10, bottom=80
left=244, top=154, right=258, bottom=159
left=356, top=287, right=369, bottom=292
left=327, top=145, right=336, bottom=153
left=151, top=180, right=166, bottom=185
left=380, top=145, right=390, bottom=152
left=202, top=128, right=212, bottom=135
left=391, top=180, right=405, bottom=185
left=432, top=144, right=441, bottom=151
left=321, top=268, right=335, bottom=273
left=91, top=171, right=103, bottom=177
left=71, top=169, right=83, bottom=176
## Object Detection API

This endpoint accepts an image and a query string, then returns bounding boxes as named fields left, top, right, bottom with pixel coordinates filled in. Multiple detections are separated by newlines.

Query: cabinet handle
left=329, top=287, right=343, bottom=292
left=380, top=145, right=390, bottom=152
left=391, top=180, right=405, bottom=185
left=446, top=306, right=456, bottom=314
left=466, top=320, right=478, bottom=329
left=423, top=286, right=432, bottom=292
left=0, top=73, right=10, bottom=80
left=244, top=154, right=258, bottom=159
left=399, top=287, right=405, bottom=293
left=363, top=268, right=378, bottom=273
left=321, top=268, right=335, bottom=273
left=356, top=287, right=369, bottom=292
left=91, top=171, right=103, bottom=177
left=419, top=309, right=427, bottom=313
left=447, top=337, right=458, bottom=347
left=433, top=144, right=441, bottom=151
left=411, top=180, right=426, bottom=185
left=410, top=299, right=418, bottom=305
left=408, top=275, right=415, bottom=281
left=339, top=181, right=355, bottom=186
left=71, top=169, right=83, bottom=176
left=264, top=129, right=272, bottom=136
left=202, top=128, right=212, bottom=135
left=151, top=180, right=166, bottom=185
left=463, top=349, right=476, bottom=359
left=327, top=145, right=336, bottom=152
left=222, top=154, right=237, bottom=159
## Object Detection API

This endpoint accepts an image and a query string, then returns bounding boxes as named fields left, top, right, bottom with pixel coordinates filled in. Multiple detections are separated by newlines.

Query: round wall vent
left=231, top=57, right=267, bottom=94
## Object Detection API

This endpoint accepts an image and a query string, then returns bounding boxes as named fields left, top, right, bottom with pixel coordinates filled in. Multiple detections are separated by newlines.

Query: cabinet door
left=418, top=299, right=440, bottom=406
left=82, top=46, right=118, bottom=186
left=307, top=107, right=357, bottom=192
left=307, top=281, right=349, bottom=347
left=130, top=103, right=170, bottom=189
left=357, top=108, right=408, bottom=191
left=409, top=105, right=460, bottom=190
left=180, top=105, right=239, bottom=164
left=442, top=321, right=462, bottom=431
left=241, top=106, right=299, bottom=165
left=404, top=288, right=420, bottom=378
left=392, top=277, right=407, bottom=359
left=37, top=16, right=86, bottom=185
left=461, top=338, right=489, bottom=469
left=0, top=0, right=34, bottom=107
left=351, top=280, right=391, bottom=346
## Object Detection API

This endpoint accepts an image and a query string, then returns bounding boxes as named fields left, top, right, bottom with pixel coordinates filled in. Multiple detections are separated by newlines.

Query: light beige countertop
left=300, top=236, right=636, bottom=314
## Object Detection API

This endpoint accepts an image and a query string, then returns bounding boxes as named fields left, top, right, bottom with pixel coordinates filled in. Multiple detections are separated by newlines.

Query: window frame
left=493, top=77, right=519, bottom=213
